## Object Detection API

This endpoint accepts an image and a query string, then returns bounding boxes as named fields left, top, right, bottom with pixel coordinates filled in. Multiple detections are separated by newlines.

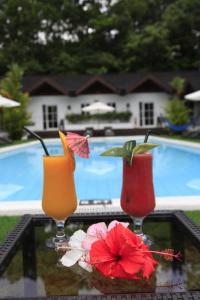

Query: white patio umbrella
left=184, top=91, right=200, bottom=127
left=82, top=101, right=114, bottom=130
left=82, top=101, right=114, bottom=114
left=0, top=95, right=20, bottom=107
left=184, top=90, right=200, bottom=101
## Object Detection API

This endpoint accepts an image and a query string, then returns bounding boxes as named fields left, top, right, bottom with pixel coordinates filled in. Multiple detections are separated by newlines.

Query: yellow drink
left=42, top=155, right=77, bottom=221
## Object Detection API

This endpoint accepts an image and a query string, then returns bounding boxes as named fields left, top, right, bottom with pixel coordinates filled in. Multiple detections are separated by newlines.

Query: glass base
left=131, top=216, right=154, bottom=248
left=45, top=236, right=69, bottom=249
left=137, top=232, right=154, bottom=247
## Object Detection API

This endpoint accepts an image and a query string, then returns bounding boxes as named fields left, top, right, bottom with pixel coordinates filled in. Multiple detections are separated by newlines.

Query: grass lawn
left=186, top=211, right=200, bottom=226
left=0, top=139, right=34, bottom=148
left=159, top=134, right=200, bottom=144
left=0, top=216, right=20, bottom=242
left=0, top=212, right=200, bottom=243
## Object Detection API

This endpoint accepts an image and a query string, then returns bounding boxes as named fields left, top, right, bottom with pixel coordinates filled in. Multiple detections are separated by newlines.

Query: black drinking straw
left=23, top=127, right=50, bottom=156
left=144, top=130, right=152, bottom=143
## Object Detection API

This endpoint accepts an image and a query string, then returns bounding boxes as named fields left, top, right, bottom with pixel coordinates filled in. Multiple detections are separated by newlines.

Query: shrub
left=0, top=64, right=32, bottom=139
left=66, top=111, right=132, bottom=123
left=165, top=99, right=190, bottom=125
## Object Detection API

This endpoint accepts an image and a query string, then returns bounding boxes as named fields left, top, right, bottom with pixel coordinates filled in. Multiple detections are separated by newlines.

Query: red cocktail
left=120, top=153, right=155, bottom=245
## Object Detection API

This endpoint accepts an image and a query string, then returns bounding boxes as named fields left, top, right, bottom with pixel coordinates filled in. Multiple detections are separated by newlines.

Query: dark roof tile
left=22, top=71, right=200, bottom=95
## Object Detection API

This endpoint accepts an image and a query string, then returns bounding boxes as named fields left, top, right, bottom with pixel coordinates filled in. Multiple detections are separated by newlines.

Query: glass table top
left=0, top=213, right=200, bottom=298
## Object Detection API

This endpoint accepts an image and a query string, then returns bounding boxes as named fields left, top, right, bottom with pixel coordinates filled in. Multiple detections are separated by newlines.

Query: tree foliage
left=0, top=0, right=199, bottom=75
left=170, top=76, right=185, bottom=98
left=0, top=64, right=32, bottom=139
left=165, top=75, right=190, bottom=126
left=165, top=98, right=190, bottom=125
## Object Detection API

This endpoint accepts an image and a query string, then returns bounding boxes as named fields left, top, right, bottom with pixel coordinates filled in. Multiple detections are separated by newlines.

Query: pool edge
left=0, top=196, right=200, bottom=215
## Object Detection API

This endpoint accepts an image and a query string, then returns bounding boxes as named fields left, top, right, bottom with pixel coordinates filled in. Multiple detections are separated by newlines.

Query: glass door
left=139, top=102, right=154, bottom=127
left=43, top=105, right=58, bottom=130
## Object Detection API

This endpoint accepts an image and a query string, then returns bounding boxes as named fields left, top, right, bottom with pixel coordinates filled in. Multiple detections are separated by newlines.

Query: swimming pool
left=1, top=137, right=200, bottom=202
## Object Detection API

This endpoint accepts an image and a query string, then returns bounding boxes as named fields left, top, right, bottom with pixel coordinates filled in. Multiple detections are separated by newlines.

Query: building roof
left=22, top=71, right=200, bottom=96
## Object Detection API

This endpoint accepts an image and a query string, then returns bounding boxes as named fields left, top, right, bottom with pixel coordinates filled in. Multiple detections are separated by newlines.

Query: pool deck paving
left=0, top=196, right=200, bottom=216
left=0, top=136, right=200, bottom=215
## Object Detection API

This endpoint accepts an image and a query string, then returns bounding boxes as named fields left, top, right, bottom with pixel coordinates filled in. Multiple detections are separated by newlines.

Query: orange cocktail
left=42, top=156, right=77, bottom=221
left=42, top=131, right=77, bottom=248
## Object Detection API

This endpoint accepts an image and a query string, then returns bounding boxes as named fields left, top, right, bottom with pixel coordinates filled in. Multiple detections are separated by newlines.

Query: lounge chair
left=184, top=130, right=200, bottom=138
left=104, top=127, right=114, bottom=136
left=0, top=136, right=11, bottom=144
left=162, top=116, right=196, bottom=133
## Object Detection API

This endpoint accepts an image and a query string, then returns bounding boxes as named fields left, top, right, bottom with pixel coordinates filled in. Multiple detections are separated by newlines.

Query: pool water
left=0, top=139, right=200, bottom=201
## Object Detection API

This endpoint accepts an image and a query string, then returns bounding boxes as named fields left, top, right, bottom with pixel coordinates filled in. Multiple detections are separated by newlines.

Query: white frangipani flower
left=60, top=230, right=86, bottom=267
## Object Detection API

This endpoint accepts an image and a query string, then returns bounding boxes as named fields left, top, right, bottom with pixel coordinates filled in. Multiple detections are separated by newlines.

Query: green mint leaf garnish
left=100, top=147, right=125, bottom=157
left=132, top=143, right=158, bottom=155
left=129, top=143, right=158, bottom=165
left=100, top=139, right=159, bottom=165
left=123, top=140, right=136, bottom=165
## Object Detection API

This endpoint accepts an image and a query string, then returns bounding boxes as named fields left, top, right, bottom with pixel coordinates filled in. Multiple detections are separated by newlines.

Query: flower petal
left=82, top=236, right=98, bottom=251
left=105, top=224, right=127, bottom=256
left=109, top=262, right=139, bottom=280
left=78, top=260, right=93, bottom=272
left=69, top=230, right=87, bottom=248
left=120, top=254, right=143, bottom=275
left=108, top=220, right=129, bottom=231
left=60, top=249, right=83, bottom=267
left=90, top=239, right=114, bottom=265
left=98, top=260, right=123, bottom=278
left=143, top=256, right=157, bottom=279
left=87, top=222, right=107, bottom=239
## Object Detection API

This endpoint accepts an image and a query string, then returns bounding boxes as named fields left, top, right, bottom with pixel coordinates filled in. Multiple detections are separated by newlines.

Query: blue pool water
left=0, top=139, right=200, bottom=201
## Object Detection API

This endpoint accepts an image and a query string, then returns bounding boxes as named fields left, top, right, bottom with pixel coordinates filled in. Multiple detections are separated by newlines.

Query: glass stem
left=132, top=217, right=144, bottom=236
left=55, top=220, right=65, bottom=239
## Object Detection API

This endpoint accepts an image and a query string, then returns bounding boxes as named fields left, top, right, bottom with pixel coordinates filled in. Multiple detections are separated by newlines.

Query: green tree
left=123, top=25, right=173, bottom=71
left=165, top=76, right=190, bottom=127
left=165, top=99, right=190, bottom=126
left=162, top=0, right=200, bottom=69
left=0, top=64, right=32, bottom=139
left=0, top=0, right=199, bottom=74
left=170, top=76, right=185, bottom=98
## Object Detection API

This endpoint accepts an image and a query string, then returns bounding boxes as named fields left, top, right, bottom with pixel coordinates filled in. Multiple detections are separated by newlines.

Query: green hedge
left=66, top=111, right=132, bottom=124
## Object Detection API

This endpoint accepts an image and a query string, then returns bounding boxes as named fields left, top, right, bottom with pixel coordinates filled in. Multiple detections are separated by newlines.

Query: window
left=81, top=103, right=90, bottom=115
left=139, top=102, right=143, bottom=126
left=81, top=103, right=89, bottom=109
left=107, top=102, right=116, bottom=110
left=43, top=105, right=58, bottom=129
left=144, top=103, right=154, bottom=125
left=139, top=102, right=154, bottom=127
left=43, top=106, right=47, bottom=129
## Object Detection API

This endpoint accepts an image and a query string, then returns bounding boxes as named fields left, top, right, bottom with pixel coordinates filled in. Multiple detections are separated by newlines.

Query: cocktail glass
left=42, top=154, right=77, bottom=248
left=120, top=153, right=155, bottom=246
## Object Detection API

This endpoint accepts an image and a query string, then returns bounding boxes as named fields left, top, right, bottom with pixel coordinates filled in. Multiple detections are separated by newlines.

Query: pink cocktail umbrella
left=66, top=132, right=90, bottom=158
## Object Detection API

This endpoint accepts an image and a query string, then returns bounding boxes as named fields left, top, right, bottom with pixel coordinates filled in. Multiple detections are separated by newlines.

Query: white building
left=22, top=72, right=199, bottom=136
